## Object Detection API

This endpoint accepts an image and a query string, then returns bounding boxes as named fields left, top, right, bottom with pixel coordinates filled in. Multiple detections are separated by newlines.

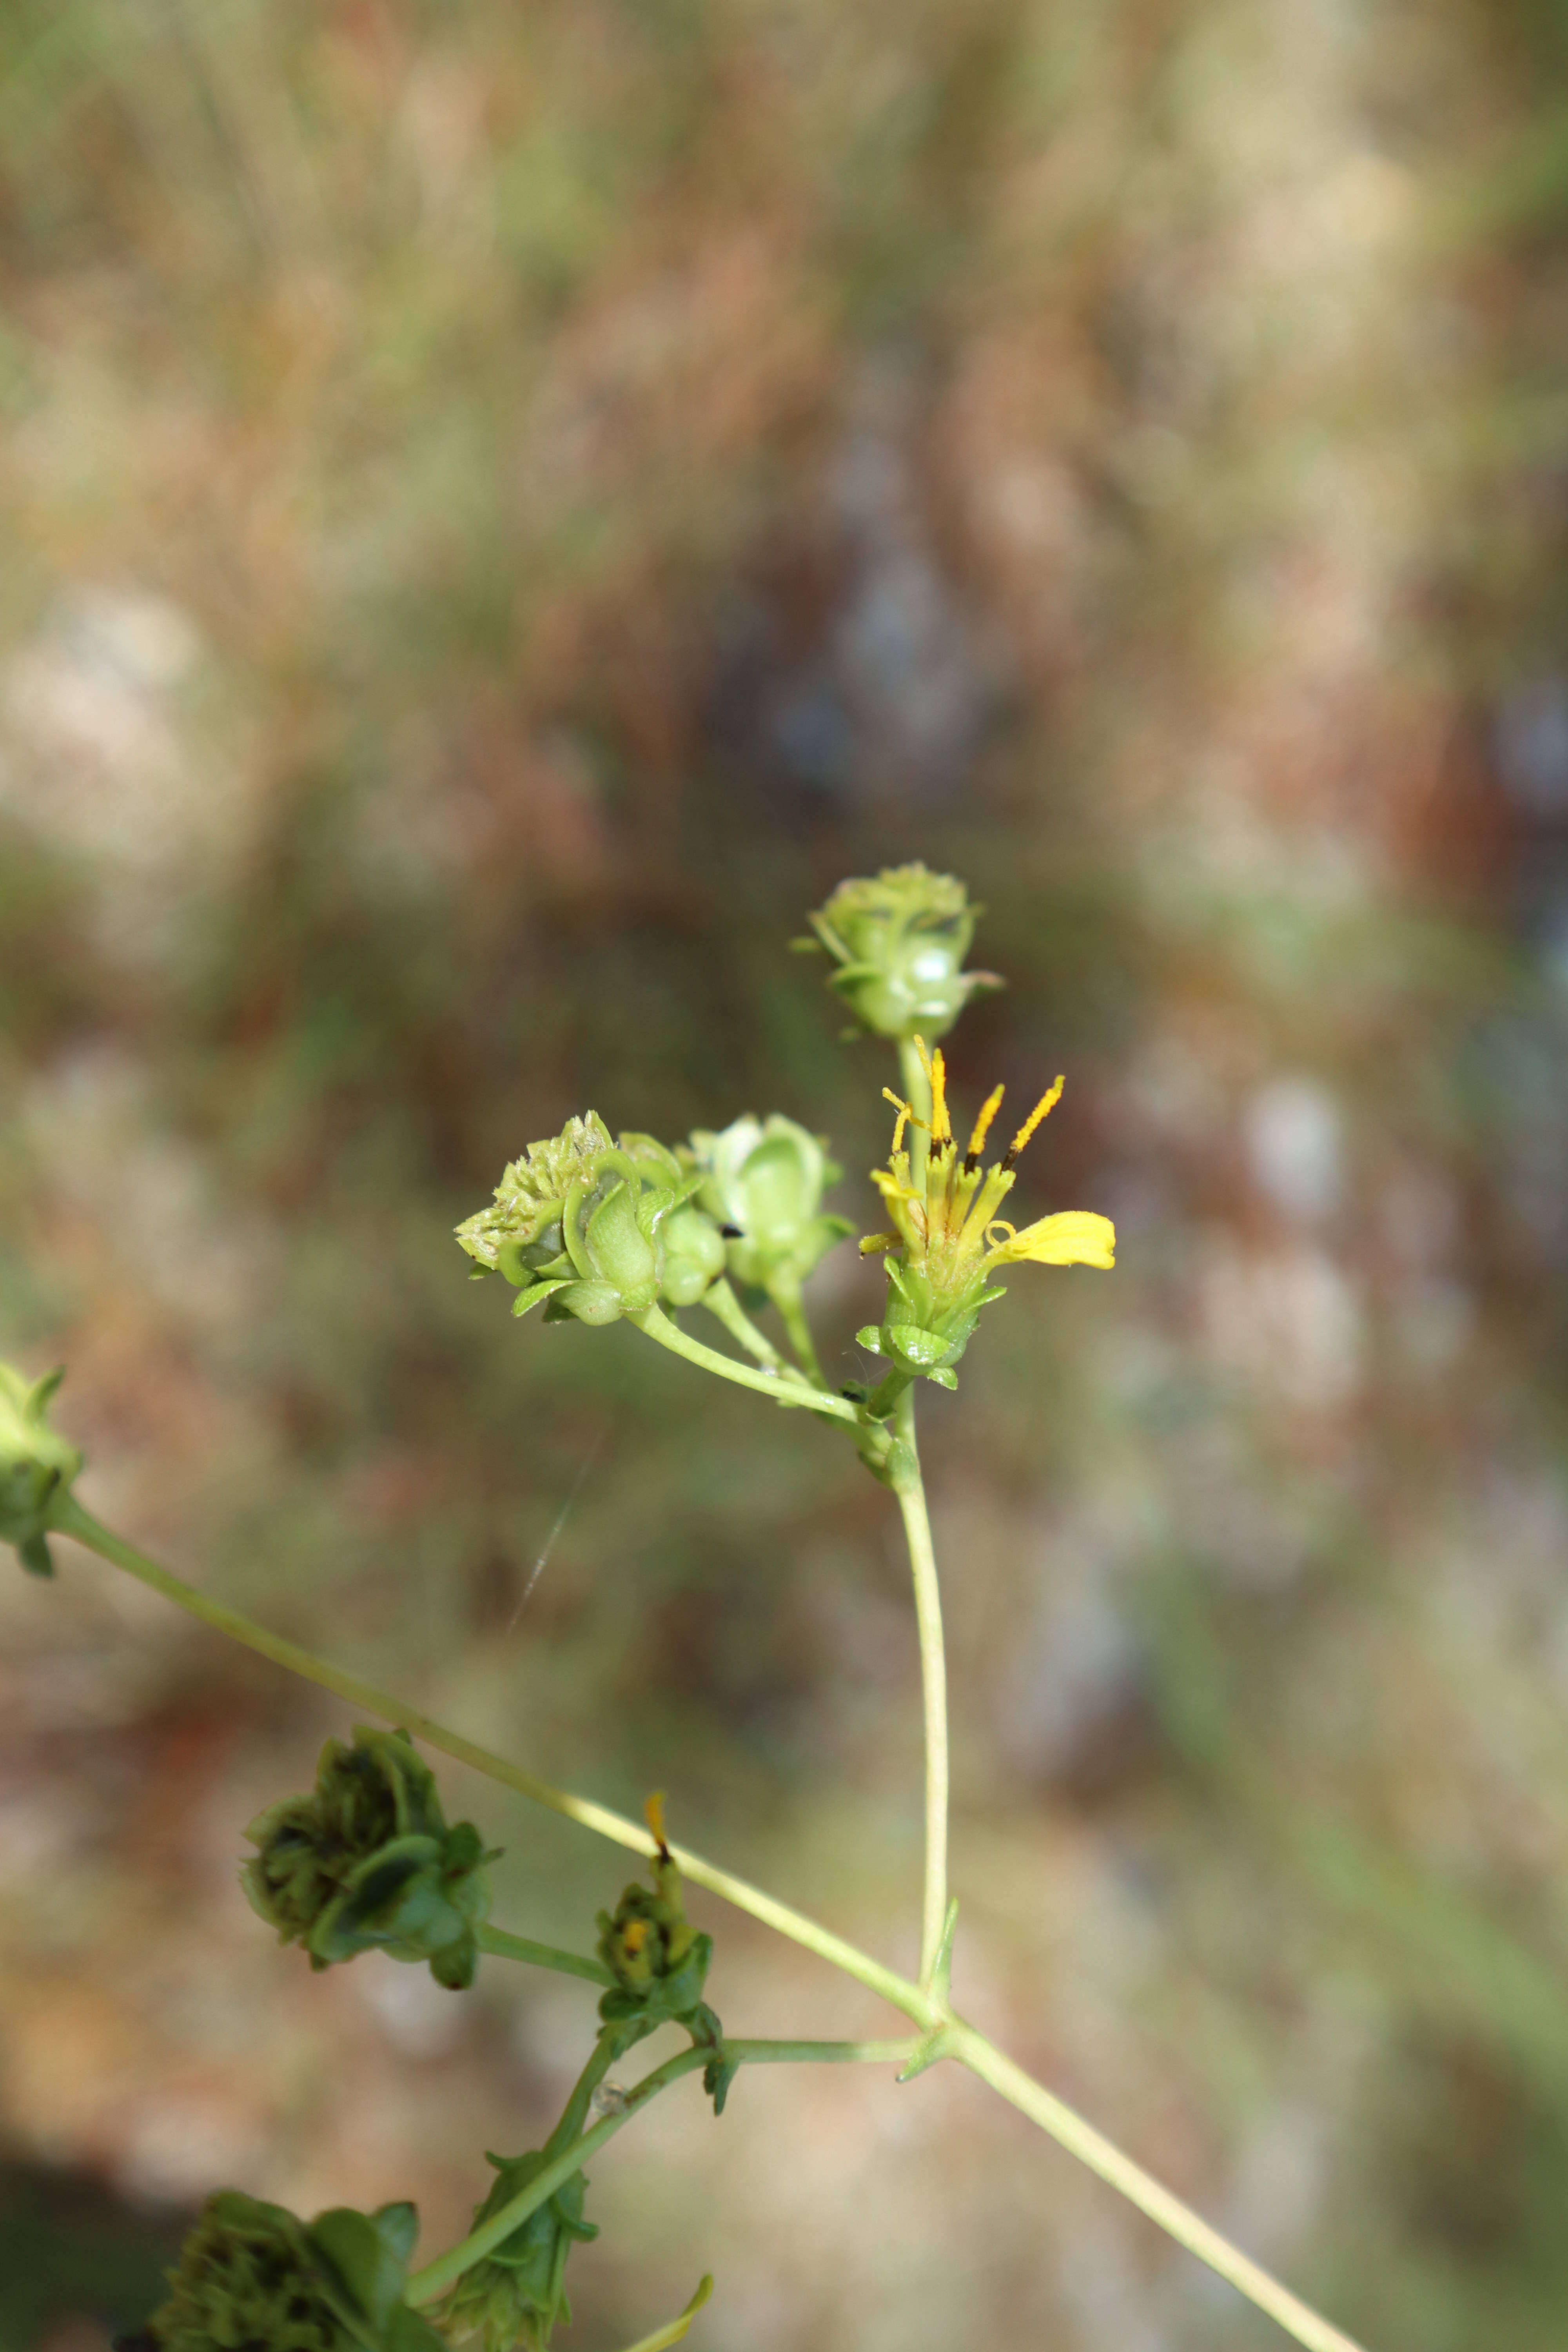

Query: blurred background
left=2, top=2, right=1567, bottom=2347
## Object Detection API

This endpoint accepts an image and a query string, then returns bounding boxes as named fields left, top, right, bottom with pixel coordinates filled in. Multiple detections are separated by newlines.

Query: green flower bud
left=654, top=1200, right=728, bottom=1308
left=432, top=2154, right=597, bottom=2352
left=686, top=1116, right=853, bottom=1294
left=242, top=1728, right=497, bottom=1991
left=0, top=1361, right=82, bottom=1578
left=118, top=2190, right=445, bottom=2352
left=458, top=1120, right=719, bottom=1324
left=802, top=864, right=1001, bottom=1042
left=595, top=1829, right=720, bottom=2052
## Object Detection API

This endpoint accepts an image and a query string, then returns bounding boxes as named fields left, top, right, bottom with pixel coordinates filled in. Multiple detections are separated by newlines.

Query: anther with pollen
left=1000, top=1076, right=1065, bottom=1171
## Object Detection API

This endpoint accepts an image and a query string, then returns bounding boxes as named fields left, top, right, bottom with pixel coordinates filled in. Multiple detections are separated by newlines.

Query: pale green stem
left=629, top=1303, right=860, bottom=1425
left=547, top=2034, right=620, bottom=2155
left=407, top=2045, right=710, bottom=2305
left=768, top=1273, right=828, bottom=1389
left=406, top=2037, right=915, bottom=2307
left=701, top=1278, right=808, bottom=1384
left=890, top=1389, right=948, bottom=1991
left=949, top=2025, right=1367, bottom=2352
left=51, top=1492, right=926, bottom=2026
left=52, top=1492, right=1370, bottom=2352
left=477, top=1925, right=613, bottom=1988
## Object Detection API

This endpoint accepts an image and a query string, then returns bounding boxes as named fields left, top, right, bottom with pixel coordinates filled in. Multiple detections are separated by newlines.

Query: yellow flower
left=856, top=1040, right=1114, bottom=1388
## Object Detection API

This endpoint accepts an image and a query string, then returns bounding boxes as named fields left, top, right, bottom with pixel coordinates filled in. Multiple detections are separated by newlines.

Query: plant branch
left=406, top=2045, right=710, bottom=2305
left=768, top=1274, right=828, bottom=1388
left=51, top=1492, right=927, bottom=2026
left=949, top=2025, right=1367, bottom=2352
left=52, top=1492, right=1370, bottom=2352
left=477, top=1925, right=614, bottom=1987
left=630, top=1304, right=860, bottom=1424
left=701, top=1279, right=805, bottom=1382
left=407, top=2036, right=916, bottom=2308
left=889, top=1390, right=949, bottom=1991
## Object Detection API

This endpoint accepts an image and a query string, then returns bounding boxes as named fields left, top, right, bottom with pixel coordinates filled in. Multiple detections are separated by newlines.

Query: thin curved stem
left=630, top=1303, right=860, bottom=1425
left=477, top=1925, right=614, bottom=1987
left=701, top=1279, right=807, bottom=1384
left=768, top=1274, right=828, bottom=1388
left=53, top=1491, right=1369, bottom=2352
left=51, top=1493, right=927, bottom=2026
left=890, top=1390, right=948, bottom=1990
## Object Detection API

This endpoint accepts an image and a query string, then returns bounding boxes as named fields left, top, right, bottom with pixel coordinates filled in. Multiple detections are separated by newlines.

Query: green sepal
left=18, top=1530, right=54, bottom=1577
left=511, top=1278, right=573, bottom=1319
left=309, top=2203, right=421, bottom=2337
left=702, top=2048, right=741, bottom=2116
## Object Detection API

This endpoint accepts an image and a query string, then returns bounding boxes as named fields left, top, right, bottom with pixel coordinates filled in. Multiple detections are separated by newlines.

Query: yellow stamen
left=911, top=1036, right=952, bottom=1148
left=622, top=1918, right=650, bottom=1955
left=860, top=1232, right=896, bottom=1256
left=966, top=1083, right=1006, bottom=1163
left=1008, top=1075, right=1064, bottom=1160
left=882, top=1088, right=915, bottom=1156
left=644, top=1789, right=669, bottom=1853
left=929, top=1049, right=950, bottom=1146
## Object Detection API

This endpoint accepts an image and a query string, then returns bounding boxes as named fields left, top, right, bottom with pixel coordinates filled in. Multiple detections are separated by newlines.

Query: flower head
left=120, top=2189, right=444, bottom=2352
left=431, top=2155, right=597, bottom=2352
left=857, top=1041, right=1115, bottom=1387
left=457, top=1117, right=724, bottom=1322
left=595, top=1795, right=722, bottom=2064
left=242, top=1727, right=497, bottom=1990
left=0, top=1361, right=82, bottom=1579
left=803, top=864, right=1001, bottom=1042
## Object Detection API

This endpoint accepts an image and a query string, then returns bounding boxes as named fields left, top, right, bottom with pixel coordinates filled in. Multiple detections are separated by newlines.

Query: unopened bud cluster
left=243, top=1727, right=497, bottom=1990
left=801, top=862, right=1000, bottom=1042
left=117, top=2190, right=443, bottom=2352
left=456, top=1115, right=726, bottom=1323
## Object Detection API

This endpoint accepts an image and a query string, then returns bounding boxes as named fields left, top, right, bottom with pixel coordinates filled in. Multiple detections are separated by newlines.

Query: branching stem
left=406, top=2037, right=916, bottom=2307
left=768, top=1274, right=828, bottom=1388
left=52, top=1492, right=1370, bottom=2352
left=701, top=1279, right=803, bottom=1382
left=630, top=1304, right=860, bottom=1424
left=476, top=1926, right=614, bottom=1987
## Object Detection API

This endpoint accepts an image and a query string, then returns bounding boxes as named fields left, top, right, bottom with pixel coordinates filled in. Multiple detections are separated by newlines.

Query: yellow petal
left=991, top=1210, right=1115, bottom=1269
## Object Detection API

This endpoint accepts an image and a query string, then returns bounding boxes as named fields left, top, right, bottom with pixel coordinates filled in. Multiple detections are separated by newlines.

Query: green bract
left=457, top=1117, right=726, bottom=1321
left=242, top=1727, right=497, bottom=1990
left=685, top=1115, right=853, bottom=1297
left=118, top=2190, right=445, bottom=2352
left=432, top=2153, right=597, bottom=2352
left=0, top=1360, right=82, bottom=1578
left=802, top=864, right=1001, bottom=1042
